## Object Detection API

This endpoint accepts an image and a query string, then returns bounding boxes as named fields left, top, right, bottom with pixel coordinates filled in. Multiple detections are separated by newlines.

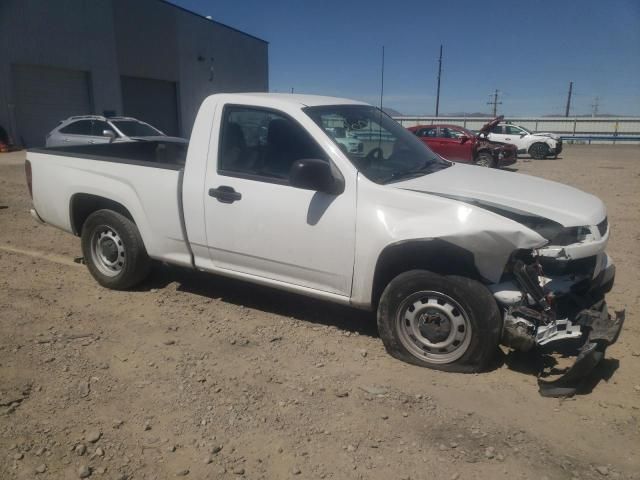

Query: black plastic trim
left=28, top=147, right=184, bottom=171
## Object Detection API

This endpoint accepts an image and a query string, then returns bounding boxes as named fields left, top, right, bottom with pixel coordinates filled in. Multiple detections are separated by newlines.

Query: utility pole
left=487, top=89, right=502, bottom=116
left=564, top=81, right=573, bottom=117
left=591, top=96, right=600, bottom=117
left=379, top=45, right=385, bottom=111
left=435, top=44, right=443, bottom=117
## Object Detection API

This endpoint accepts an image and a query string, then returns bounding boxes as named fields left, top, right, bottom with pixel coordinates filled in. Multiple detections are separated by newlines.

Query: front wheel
left=475, top=152, right=495, bottom=168
left=81, top=209, right=151, bottom=290
left=529, top=142, right=550, bottom=159
left=377, top=270, right=502, bottom=372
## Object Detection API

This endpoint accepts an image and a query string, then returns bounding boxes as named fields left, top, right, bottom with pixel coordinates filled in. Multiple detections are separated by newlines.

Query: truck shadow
left=141, top=263, right=379, bottom=338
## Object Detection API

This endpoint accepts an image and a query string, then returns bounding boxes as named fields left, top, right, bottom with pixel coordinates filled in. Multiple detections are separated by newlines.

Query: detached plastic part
left=538, top=304, right=625, bottom=397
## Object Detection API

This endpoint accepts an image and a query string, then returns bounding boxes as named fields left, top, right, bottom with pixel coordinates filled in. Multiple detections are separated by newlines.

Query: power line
left=487, top=89, right=502, bottom=116
left=435, top=45, right=443, bottom=117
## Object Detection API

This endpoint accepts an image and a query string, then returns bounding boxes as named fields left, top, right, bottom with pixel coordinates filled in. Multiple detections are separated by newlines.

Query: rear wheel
left=475, top=152, right=495, bottom=168
left=81, top=209, right=151, bottom=290
left=529, top=142, right=549, bottom=159
left=377, top=270, right=502, bottom=372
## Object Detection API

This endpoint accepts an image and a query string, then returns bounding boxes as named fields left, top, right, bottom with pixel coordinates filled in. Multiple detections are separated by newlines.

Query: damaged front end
left=491, top=229, right=624, bottom=397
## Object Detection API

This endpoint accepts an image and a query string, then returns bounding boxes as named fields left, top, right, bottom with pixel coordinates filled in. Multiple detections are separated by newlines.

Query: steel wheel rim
left=476, top=156, right=491, bottom=167
left=396, top=290, right=472, bottom=364
left=90, top=225, right=125, bottom=277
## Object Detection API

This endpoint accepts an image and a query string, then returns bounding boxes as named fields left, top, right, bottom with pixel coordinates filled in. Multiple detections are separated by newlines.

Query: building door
left=11, top=64, right=92, bottom=147
left=120, top=76, right=179, bottom=136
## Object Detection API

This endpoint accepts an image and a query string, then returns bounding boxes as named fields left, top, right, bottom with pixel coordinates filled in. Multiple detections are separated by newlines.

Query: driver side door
left=203, top=105, right=357, bottom=297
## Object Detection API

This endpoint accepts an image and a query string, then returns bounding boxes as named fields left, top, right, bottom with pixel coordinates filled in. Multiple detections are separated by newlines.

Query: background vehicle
left=45, top=115, right=188, bottom=147
left=326, top=126, right=364, bottom=156
left=488, top=122, right=562, bottom=159
left=0, top=124, right=16, bottom=152
left=408, top=118, right=517, bottom=168
left=26, top=93, right=621, bottom=395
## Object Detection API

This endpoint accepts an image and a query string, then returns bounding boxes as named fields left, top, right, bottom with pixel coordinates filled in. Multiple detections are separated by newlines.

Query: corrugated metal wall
left=0, top=0, right=269, bottom=146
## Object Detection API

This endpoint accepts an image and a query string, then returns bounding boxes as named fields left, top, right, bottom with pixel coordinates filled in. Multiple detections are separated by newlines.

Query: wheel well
left=371, top=239, right=481, bottom=307
left=475, top=149, right=493, bottom=159
left=69, top=194, right=135, bottom=236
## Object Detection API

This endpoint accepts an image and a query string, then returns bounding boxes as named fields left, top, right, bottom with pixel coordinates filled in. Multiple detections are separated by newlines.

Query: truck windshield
left=304, top=105, right=450, bottom=184
left=112, top=120, right=163, bottom=137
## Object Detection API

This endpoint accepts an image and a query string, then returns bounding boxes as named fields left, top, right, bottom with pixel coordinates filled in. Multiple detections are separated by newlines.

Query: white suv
left=488, top=122, right=562, bottom=159
left=45, top=116, right=187, bottom=147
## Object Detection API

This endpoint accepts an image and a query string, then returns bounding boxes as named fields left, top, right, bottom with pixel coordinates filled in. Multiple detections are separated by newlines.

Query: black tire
left=475, top=151, right=496, bottom=168
left=528, top=142, right=549, bottom=160
left=81, top=209, right=151, bottom=290
left=377, top=270, right=502, bottom=373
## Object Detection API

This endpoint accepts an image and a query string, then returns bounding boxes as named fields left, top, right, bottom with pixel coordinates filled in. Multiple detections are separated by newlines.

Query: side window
left=505, top=125, right=523, bottom=135
left=91, top=121, right=116, bottom=137
left=218, top=106, right=327, bottom=181
left=59, top=120, right=92, bottom=135
left=490, top=125, right=503, bottom=134
left=439, top=127, right=464, bottom=139
left=418, top=127, right=437, bottom=138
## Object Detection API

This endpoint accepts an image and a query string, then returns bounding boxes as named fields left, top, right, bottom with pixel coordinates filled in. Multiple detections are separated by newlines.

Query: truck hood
left=393, top=163, right=605, bottom=228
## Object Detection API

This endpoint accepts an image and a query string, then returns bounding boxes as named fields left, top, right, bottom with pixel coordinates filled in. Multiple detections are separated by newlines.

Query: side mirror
left=520, top=133, right=527, bottom=138
left=290, top=158, right=344, bottom=195
left=459, top=135, right=470, bottom=144
left=103, top=130, right=116, bottom=143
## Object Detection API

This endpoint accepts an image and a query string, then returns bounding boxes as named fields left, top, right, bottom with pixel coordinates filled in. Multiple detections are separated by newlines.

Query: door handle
left=505, top=137, right=511, bottom=141
left=208, top=185, right=242, bottom=204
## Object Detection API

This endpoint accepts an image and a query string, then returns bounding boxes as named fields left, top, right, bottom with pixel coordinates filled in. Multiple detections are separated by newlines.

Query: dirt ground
left=1, top=145, right=639, bottom=480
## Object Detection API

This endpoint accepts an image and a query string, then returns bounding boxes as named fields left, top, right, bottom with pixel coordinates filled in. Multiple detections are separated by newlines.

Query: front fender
left=350, top=176, right=546, bottom=308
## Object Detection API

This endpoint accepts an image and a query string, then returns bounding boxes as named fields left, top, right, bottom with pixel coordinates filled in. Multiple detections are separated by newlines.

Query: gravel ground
left=1, top=145, right=639, bottom=479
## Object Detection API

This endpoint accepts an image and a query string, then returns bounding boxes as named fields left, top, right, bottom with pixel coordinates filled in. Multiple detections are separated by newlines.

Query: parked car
left=326, top=126, right=364, bottom=156
left=45, top=115, right=187, bottom=147
left=0, top=124, right=16, bottom=152
left=487, top=122, right=562, bottom=159
left=26, top=93, right=622, bottom=396
left=408, top=118, right=517, bottom=168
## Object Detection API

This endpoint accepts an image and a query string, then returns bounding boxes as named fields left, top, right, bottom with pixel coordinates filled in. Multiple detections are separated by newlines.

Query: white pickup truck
left=26, top=93, right=623, bottom=396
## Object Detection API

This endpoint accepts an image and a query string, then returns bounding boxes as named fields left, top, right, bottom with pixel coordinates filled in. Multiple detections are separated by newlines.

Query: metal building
left=0, top=0, right=269, bottom=147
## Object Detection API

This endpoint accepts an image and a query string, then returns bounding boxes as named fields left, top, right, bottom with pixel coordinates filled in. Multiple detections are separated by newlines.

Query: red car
left=408, top=117, right=517, bottom=168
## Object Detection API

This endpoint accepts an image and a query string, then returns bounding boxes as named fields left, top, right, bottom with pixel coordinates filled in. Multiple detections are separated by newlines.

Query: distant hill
left=542, top=113, right=629, bottom=118
left=444, top=112, right=493, bottom=117
left=392, top=111, right=495, bottom=117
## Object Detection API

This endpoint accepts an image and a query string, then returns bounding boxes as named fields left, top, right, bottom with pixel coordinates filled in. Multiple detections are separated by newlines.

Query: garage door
left=121, top=76, right=179, bottom=136
left=12, top=64, right=93, bottom=147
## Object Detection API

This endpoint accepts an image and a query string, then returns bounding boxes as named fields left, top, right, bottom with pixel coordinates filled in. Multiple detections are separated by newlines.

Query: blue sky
left=170, top=0, right=640, bottom=116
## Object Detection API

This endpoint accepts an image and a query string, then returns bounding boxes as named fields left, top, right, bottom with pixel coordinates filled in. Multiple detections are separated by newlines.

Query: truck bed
left=27, top=142, right=193, bottom=267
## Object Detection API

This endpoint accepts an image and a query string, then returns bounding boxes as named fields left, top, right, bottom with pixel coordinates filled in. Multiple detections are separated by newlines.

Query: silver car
left=45, top=115, right=187, bottom=147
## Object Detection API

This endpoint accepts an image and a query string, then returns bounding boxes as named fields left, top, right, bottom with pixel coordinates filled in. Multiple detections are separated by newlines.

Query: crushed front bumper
left=492, top=249, right=623, bottom=397
left=537, top=300, right=625, bottom=397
